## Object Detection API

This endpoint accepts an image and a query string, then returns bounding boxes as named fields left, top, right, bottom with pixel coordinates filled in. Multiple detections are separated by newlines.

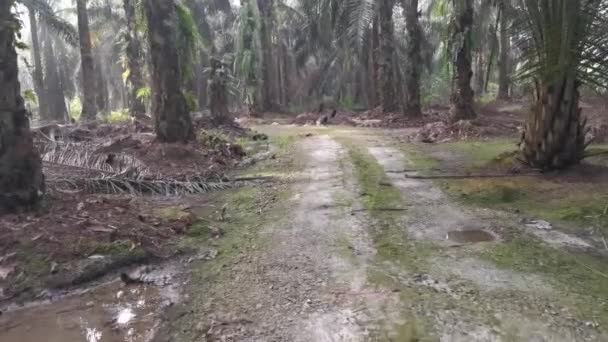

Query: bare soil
left=0, top=119, right=258, bottom=305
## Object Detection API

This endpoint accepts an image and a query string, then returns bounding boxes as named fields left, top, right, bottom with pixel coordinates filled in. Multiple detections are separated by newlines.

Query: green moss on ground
left=400, top=144, right=441, bottom=173
left=341, top=141, right=438, bottom=339
left=163, top=131, right=302, bottom=341
left=408, top=140, right=608, bottom=236
left=346, top=144, right=437, bottom=270
left=402, top=139, right=608, bottom=326
left=444, top=139, right=518, bottom=168
left=483, top=233, right=608, bottom=326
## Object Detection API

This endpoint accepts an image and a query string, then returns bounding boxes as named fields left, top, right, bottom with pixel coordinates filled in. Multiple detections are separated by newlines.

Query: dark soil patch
left=0, top=192, right=207, bottom=303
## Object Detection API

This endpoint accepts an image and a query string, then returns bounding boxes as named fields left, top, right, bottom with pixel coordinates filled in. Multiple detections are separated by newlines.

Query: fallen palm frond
left=36, top=130, right=253, bottom=197
left=49, top=176, right=237, bottom=196
left=404, top=172, right=541, bottom=179
left=39, top=141, right=150, bottom=177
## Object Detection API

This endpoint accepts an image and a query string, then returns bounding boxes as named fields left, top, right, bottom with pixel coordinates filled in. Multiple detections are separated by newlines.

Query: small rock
left=209, top=226, right=224, bottom=239
left=585, top=321, right=599, bottom=328
left=88, top=254, right=106, bottom=260
left=522, top=219, right=552, bottom=230
left=0, top=265, right=16, bottom=280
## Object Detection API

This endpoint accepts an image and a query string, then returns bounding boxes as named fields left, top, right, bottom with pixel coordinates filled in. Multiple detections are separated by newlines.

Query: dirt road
left=1, top=127, right=606, bottom=341
left=160, top=127, right=607, bottom=341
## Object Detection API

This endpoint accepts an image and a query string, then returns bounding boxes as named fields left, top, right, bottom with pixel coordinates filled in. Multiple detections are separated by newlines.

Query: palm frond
left=513, top=0, right=608, bottom=90
left=175, top=2, right=202, bottom=82
left=22, top=0, right=78, bottom=46
left=335, top=0, right=376, bottom=49
left=49, top=176, right=235, bottom=196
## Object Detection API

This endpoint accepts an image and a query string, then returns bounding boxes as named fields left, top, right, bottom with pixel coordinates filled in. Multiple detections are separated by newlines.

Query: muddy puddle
left=0, top=266, right=179, bottom=342
left=446, top=230, right=494, bottom=243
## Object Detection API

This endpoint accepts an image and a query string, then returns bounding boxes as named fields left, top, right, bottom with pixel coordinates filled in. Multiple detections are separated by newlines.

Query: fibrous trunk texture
left=378, top=0, right=397, bottom=112
left=257, top=0, right=275, bottom=112
left=76, top=0, right=97, bottom=120
left=0, top=2, right=45, bottom=213
left=402, top=0, right=422, bottom=117
left=123, top=0, right=147, bottom=119
left=94, top=53, right=109, bottom=114
left=370, top=16, right=380, bottom=108
left=27, top=6, right=48, bottom=121
left=450, top=0, right=476, bottom=121
left=208, top=59, right=232, bottom=126
left=521, top=79, right=587, bottom=170
left=145, top=0, right=193, bottom=143
left=41, top=24, right=68, bottom=122
left=497, top=4, right=510, bottom=100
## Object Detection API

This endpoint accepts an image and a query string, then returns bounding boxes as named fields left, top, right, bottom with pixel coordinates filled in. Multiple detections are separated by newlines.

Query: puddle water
left=0, top=267, right=179, bottom=342
left=446, top=230, right=495, bottom=244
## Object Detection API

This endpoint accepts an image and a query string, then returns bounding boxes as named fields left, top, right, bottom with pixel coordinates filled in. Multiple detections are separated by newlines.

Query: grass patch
left=403, top=139, right=608, bottom=325
left=444, top=139, right=518, bottom=168
left=445, top=176, right=608, bottom=235
left=400, top=144, right=440, bottom=173
left=163, top=131, right=303, bottom=341
left=483, top=234, right=608, bottom=325
left=406, top=139, right=608, bottom=236
left=342, top=142, right=439, bottom=272
left=341, top=141, right=439, bottom=339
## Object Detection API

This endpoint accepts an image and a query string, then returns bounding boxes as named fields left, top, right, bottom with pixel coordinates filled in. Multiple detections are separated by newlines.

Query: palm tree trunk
left=41, top=24, right=68, bottom=122
left=0, top=2, right=45, bottom=213
left=123, top=0, right=147, bottom=119
left=450, top=0, right=476, bottom=121
left=521, top=78, right=587, bottom=169
left=27, top=5, right=49, bottom=122
left=370, top=19, right=380, bottom=108
left=76, top=0, right=97, bottom=120
left=378, top=0, right=397, bottom=112
left=497, top=4, right=510, bottom=100
left=474, top=50, right=485, bottom=96
left=208, top=59, right=232, bottom=126
left=198, top=53, right=209, bottom=109
left=55, top=37, right=75, bottom=102
left=257, top=0, right=275, bottom=112
left=402, top=0, right=422, bottom=117
left=94, top=53, right=109, bottom=114
left=145, top=0, right=193, bottom=143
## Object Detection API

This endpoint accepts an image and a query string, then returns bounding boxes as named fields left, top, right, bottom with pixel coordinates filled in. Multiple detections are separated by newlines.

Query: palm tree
left=401, top=0, right=422, bottom=117
left=23, top=0, right=77, bottom=122
left=450, top=0, right=476, bottom=121
left=496, top=0, right=511, bottom=100
left=378, top=0, right=397, bottom=112
left=76, top=0, right=97, bottom=120
left=27, top=3, right=49, bottom=121
left=41, top=22, right=68, bottom=121
left=302, top=0, right=403, bottom=113
left=123, top=0, right=147, bottom=119
left=144, top=0, right=194, bottom=142
left=0, top=1, right=45, bottom=213
left=517, top=0, right=608, bottom=169
left=257, top=0, right=276, bottom=112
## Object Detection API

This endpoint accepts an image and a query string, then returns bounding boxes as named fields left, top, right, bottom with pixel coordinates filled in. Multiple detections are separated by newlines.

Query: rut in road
left=198, top=135, right=401, bottom=341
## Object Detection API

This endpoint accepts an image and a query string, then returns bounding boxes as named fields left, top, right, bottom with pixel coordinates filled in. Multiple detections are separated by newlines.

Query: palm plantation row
left=1, top=0, right=608, bottom=213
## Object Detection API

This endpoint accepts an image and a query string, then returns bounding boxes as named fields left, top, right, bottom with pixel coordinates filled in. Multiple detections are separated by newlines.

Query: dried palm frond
left=49, top=177, right=235, bottom=196
left=39, top=142, right=150, bottom=177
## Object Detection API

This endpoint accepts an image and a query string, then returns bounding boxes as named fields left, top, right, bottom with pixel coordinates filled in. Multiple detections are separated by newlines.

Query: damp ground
left=1, top=125, right=607, bottom=341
